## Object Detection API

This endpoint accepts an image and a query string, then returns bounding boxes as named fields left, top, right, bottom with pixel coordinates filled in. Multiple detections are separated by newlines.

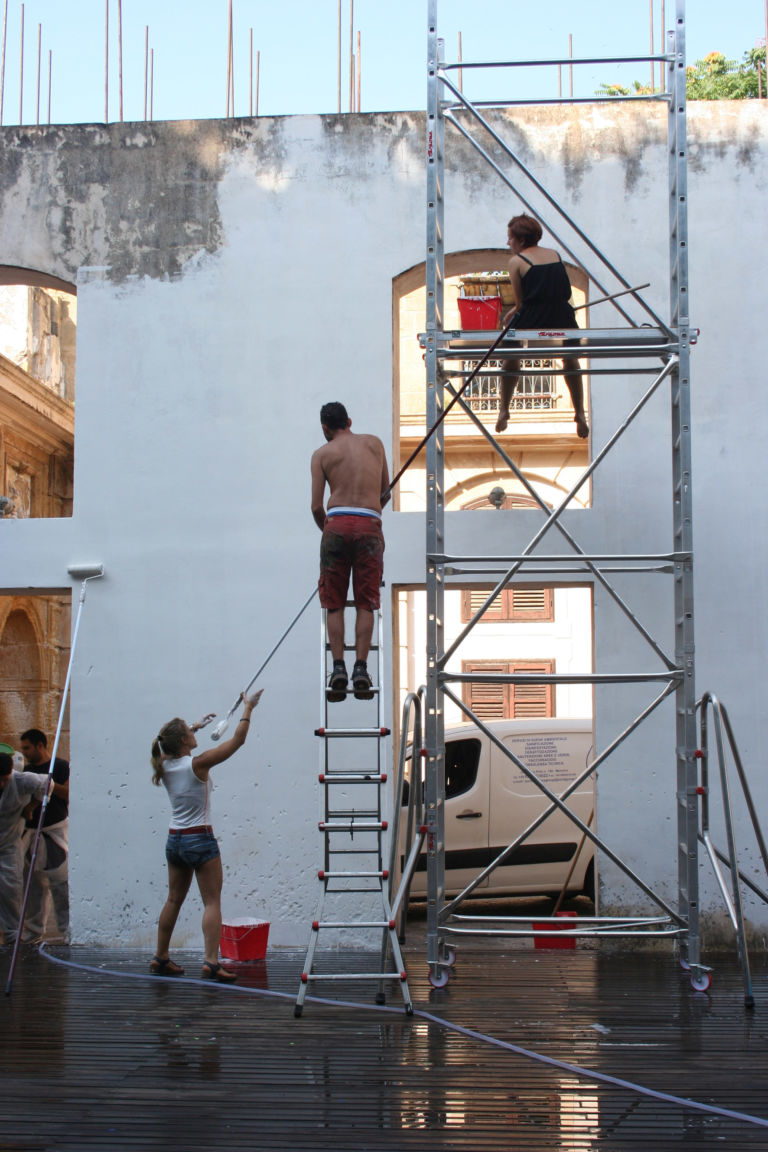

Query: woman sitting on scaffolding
left=495, top=213, right=589, bottom=440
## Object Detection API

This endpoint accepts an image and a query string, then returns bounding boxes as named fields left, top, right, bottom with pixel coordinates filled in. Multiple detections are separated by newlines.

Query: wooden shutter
left=509, top=587, right=554, bottom=621
left=462, top=659, right=554, bottom=720
left=510, top=661, right=554, bottom=717
left=461, top=587, right=554, bottom=622
left=461, top=588, right=505, bottom=621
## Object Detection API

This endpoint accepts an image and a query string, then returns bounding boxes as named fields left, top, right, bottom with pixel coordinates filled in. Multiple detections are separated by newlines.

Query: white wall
left=1, top=102, right=766, bottom=944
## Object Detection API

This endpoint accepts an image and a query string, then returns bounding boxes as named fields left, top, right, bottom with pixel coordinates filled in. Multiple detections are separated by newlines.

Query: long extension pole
left=210, top=587, right=319, bottom=741
left=385, top=312, right=518, bottom=499
left=5, top=567, right=104, bottom=996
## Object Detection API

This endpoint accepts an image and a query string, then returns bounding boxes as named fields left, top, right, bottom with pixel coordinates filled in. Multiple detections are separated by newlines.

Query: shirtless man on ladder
left=311, top=402, right=390, bottom=702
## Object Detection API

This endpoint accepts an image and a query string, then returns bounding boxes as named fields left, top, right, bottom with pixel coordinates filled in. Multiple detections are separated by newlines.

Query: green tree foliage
left=597, top=46, right=767, bottom=100
left=686, top=48, right=766, bottom=99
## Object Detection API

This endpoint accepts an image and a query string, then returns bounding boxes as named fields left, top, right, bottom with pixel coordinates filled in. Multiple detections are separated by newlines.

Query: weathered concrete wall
left=0, top=103, right=766, bottom=946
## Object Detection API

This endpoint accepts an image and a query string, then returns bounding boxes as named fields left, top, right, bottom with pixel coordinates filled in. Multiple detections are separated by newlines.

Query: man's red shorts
left=319, top=514, right=384, bottom=612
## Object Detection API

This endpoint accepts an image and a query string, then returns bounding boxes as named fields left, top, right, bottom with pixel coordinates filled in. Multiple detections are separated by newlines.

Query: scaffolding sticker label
left=501, top=735, right=583, bottom=790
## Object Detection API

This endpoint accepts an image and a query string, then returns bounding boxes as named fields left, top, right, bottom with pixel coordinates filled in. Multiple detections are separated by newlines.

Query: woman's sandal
left=149, top=955, right=185, bottom=976
left=201, top=961, right=237, bottom=984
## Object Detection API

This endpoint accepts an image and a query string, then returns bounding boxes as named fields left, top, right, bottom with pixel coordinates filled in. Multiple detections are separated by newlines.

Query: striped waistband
left=326, top=506, right=381, bottom=521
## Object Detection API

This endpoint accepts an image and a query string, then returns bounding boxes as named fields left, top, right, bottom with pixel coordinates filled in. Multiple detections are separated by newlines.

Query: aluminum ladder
left=294, top=602, right=414, bottom=1017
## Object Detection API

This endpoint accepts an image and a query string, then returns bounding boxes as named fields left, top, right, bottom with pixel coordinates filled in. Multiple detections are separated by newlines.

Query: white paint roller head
left=67, top=564, right=105, bottom=579
left=210, top=718, right=230, bottom=742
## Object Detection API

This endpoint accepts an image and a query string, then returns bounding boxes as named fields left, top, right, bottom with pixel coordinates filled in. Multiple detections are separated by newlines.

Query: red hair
left=507, top=214, right=543, bottom=247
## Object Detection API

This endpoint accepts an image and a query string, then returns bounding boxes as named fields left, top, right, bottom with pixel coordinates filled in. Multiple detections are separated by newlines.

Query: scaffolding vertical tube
left=668, top=1, right=699, bottom=971
left=425, top=0, right=446, bottom=977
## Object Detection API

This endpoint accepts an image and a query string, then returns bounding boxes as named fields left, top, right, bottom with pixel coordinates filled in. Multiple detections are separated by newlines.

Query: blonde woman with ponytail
left=149, top=689, right=263, bottom=983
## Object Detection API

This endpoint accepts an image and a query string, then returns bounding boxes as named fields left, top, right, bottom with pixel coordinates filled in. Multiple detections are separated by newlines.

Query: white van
left=399, top=717, right=595, bottom=900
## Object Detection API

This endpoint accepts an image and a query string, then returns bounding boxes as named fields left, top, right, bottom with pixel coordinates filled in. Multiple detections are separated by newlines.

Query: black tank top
left=515, top=254, right=577, bottom=329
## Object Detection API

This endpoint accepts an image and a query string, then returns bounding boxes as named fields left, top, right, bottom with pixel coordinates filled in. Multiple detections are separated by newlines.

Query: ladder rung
left=318, top=869, right=388, bottom=880
left=333, top=642, right=381, bottom=652
left=315, top=726, right=390, bottom=738
left=327, top=815, right=382, bottom=824
left=310, top=920, right=395, bottom=931
left=320, top=819, right=387, bottom=832
left=301, top=971, right=406, bottom=983
left=319, top=772, right=387, bottom=784
left=328, top=844, right=381, bottom=853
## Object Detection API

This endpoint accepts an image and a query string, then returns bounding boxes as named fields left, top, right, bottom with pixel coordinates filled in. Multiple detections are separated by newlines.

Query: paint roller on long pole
left=383, top=280, right=650, bottom=501
left=209, top=585, right=319, bottom=742
left=5, top=562, right=104, bottom=997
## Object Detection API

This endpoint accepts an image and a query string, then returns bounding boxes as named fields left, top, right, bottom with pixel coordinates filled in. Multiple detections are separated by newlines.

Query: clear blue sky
left=0, top=0, right=765, bottom=126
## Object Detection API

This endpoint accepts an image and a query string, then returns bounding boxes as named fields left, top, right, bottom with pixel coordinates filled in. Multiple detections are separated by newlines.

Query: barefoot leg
left=565, top=358, right=589, bottom=438
left=495, top=361, right=520, bottom=433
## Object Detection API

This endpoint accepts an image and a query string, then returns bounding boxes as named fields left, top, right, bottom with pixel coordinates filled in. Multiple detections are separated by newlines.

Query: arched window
left=0, top=267, right=76, bottom=519
left=393, top=251, right=590, bottom=513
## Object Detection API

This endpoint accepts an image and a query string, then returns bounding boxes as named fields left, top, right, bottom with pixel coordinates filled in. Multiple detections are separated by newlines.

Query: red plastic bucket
left=457, top=295, right=502, bottom=330
left=220, top=918, right=270, bottom=961
left=532, top=911, right=577, bottom=950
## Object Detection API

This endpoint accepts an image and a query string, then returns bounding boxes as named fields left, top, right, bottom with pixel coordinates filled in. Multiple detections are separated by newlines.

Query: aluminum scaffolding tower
left=422, top=0, right=707, bottom=988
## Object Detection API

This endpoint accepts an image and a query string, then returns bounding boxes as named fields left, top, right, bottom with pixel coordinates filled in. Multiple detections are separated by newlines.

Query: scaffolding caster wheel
left=690, top=971, right=711, bottom=993
left=294, top=1005, right=303, bottom=1018
left=428, top=966, right=450, bottom=989
left=442, top=947, right=456, bottom=968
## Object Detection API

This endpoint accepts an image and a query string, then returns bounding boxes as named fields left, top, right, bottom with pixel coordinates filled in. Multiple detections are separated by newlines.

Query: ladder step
left=315, top=726, right=390, bottom=738
left=319, top=772, right=388, bottom=784
left=310, top=919, right=396, bottom=931
left=320, top=819, right=387, bottom=832
left=327, top=815, right=382, bottom=824
left=301, top=971, right=407, bottom=983
left=318, top=869, right=389, bottom=880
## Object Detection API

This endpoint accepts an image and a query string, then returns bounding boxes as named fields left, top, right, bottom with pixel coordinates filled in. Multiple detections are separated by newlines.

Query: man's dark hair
left=0, top=752, right=13, bottom=777
left=21, top=728, right=47, bottom=747
left=320, top=402, right=349, bottom=431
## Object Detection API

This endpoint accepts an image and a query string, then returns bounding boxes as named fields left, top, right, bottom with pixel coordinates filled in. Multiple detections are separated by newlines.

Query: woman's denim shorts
left=165, top=829, right=220, bottom=870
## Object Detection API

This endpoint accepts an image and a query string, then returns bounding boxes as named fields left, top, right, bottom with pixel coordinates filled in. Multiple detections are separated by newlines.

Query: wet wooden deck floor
left=2, top=931, right=768, bottom=1151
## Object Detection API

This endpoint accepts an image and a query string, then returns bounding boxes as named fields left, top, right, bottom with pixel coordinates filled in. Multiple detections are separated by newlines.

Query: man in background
left=0, top=752, right=49, bottom=944
left=20, top=729, right=70, bottom=943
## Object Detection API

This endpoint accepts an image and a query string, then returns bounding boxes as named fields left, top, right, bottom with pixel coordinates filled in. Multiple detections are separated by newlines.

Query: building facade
left=0, top=103, right=765, bottom=946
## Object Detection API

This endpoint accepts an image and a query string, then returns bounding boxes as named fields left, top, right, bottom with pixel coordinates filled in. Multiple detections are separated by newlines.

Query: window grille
left=462, top=358, right=557, bottom=416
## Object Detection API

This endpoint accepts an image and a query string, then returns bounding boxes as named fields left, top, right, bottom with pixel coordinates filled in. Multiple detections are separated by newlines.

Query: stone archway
left=0, top=596, right=70, bottom=756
